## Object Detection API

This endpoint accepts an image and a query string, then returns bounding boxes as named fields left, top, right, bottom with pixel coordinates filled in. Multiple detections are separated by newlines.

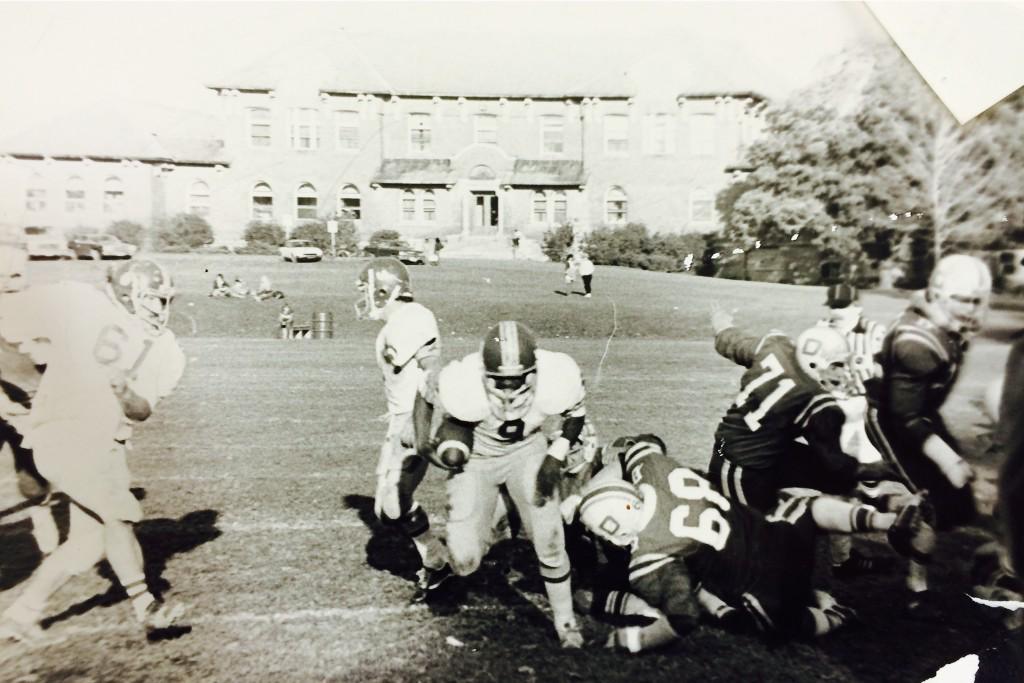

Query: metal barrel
left=311, top=311, right=334, bottom=339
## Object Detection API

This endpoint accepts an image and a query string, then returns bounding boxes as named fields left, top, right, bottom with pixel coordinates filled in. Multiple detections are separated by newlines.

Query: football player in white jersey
left=355, top=257, right=450, bottom=601
left=419, top=320, right=588, bottom=648
left=817, top=283, right=906, bottom=577
left=0, top=259, right=187, bottom=645
left=0, top=244, right=60, bottom=557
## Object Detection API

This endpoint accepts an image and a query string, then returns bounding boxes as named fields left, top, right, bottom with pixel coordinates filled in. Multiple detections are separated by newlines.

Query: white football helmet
left=107, top=259, right=175, bottom=334
left=795, top=326, right=853, bottom=395
left=579, top=477, right=645, bottom=547
left=481, top=320, right=538, bottom=421
left=926, top=254, right=992, bottom=336
left=355, top=257, right=412, bottom=320
left=0, top=244, right=27, bottom=293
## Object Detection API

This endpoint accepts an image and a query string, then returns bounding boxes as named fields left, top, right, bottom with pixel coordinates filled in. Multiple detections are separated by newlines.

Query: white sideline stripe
left=142, top=472, right=356, bottom=482
left=218, top=519, right=367, bottom=532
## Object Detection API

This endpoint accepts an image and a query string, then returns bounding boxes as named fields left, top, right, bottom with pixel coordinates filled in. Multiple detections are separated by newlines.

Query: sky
left=0, top=1, right=888, bottom=137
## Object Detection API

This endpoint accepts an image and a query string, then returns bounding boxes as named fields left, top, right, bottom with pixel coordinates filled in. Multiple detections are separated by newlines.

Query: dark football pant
left=865, top=408, right=976, bottom=530
left=709, top=438, right=856, bottom=514
left=2, top=419, right=50, bottom=499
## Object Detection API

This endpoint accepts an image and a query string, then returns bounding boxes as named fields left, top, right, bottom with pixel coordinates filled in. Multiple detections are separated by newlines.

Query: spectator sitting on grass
left=253, top=275, right=284, bottom=301
left=209, top=273, right=230, bottom=298
left=229, top=277, right=250, bottom=298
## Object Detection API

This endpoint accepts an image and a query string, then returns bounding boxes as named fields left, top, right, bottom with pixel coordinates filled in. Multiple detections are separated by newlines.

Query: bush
left=107, top=220, right=146, bottom=247
left=243, top=221, right=286, bottom=247
left=290, top=221, right=331, bottom=251
left=235, top=242, right=280, bottom=256
left=583, top=223, right=707, bottom=273
left=541, top=223, right=574, bottom=261
left=369, top=228, right=402, bottom=242
left=156, top=213, right=214, bottom=251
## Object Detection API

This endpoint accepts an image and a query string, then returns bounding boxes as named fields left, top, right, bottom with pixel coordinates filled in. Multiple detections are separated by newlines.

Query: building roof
left=371, top=158, right=453, bottom=186
left=207, top=29, right=773, bottom=101
left=0, top=102, right=227, bottom=165
left=506, top=160, right=585, bottom=187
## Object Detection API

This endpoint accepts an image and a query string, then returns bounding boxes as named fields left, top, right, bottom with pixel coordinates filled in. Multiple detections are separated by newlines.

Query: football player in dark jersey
left=707, top=306, right=895, bottom=514
left=865, top=254, right=992, bottom=607
left=565, top=434, right=934, bottom=653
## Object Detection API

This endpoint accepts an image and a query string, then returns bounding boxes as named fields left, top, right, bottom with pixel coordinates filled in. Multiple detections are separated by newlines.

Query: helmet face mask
left=927, top=255, right=992, bottom=336
left=795, top=327, right=854, bottom=396
left=108, top=260, right=174, bottom=334
left=355, top=257, right=411, bottom=321
left=481, top=321, right=538, bottom=421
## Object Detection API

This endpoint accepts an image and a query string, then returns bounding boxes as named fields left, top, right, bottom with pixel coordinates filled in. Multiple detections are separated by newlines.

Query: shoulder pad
left=534, top=350, right=585, bottom=414
left=892, top=318, right=949, bottom=366
left=755, top=331, right=793, bottom=356
left=437, top=353, right=489, bottom=422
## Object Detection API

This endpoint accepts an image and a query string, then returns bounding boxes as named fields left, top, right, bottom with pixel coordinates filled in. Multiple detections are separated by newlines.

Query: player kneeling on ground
left=415, top=320, right=587, bottom=648
left=0, top=259, right=187, bottom=645
left=565, top=434, right=935, bottom=653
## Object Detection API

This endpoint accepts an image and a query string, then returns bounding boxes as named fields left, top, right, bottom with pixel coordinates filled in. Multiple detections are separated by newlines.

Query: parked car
left=23, top=226, right=73, bottom=260
left=362, top=239, right=425, bottom=265
left=67, top=232, right=137, bottom=260
left=279, top=239, right=324, bottom=262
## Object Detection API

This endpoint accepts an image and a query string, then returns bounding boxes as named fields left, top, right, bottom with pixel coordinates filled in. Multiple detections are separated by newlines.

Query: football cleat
left=887, top=494, right=937, bottom=563
left=481, top=321, right=538, bottom=421
left=831, top=549, right=895, bottom=579
left=141, top=600, right=188, bottom=635
left=354, top=257, right=412, bottom=320
left=0, top=606, right=64, bottom=647
left=107, top=259, right=175, bottom=334
left=794, top=326, right=855, bottom=396
left=410, top=564, right=454, bottom=603
left=556, top=619, right=584, bottom=649
left=926, top=254, right=992, bottom=336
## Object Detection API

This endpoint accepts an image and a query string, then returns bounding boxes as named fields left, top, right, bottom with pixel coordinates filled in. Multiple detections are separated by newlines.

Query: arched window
left=296, top=183, right=318, bottom=220
left=532, top=191, right=547, bottom=223
left=252, top=182, right=274, bottom=221
left=65, top=175, right=86, bottom=213
left=552, top=191, right=567, bottom=224
left=605, top=186, right=627, bottom=224
left=26, top=174, right=46, bottom=212
left=422, top=190, right=436, bottom=222
left=338, top=184, right=361, bottom=220
left=188, top=180, right=211, bottom=217
left=401, top=190, right=416, bottom=222
left=469, top=164, right=496, bottom=180
left=103, top=176, right=124, bottom=214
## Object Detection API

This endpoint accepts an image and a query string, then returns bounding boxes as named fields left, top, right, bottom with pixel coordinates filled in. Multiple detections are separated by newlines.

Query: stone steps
left=439, top=234, right=548, bottom=261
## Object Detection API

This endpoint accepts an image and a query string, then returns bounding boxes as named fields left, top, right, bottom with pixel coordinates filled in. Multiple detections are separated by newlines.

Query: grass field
left=0, top=255, right=1019, bottom=682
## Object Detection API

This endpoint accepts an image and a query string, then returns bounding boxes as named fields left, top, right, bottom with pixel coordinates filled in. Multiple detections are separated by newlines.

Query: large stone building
left=0, top=33, right=767, bottom=245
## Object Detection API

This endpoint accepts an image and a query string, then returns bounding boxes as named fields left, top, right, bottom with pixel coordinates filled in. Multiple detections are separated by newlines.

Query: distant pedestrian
left=578, top=254, right=594, bottom=298
left=279, top=303, right=294, bottom=338
left=511, top=229, right=523, bottom=259
left=563, top=254, right=578, bottom=294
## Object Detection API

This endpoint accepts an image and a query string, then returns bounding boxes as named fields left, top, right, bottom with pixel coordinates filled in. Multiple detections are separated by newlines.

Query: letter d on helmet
left=795, top=326, right=853, bottom=395
left=354, top=257, right=412, bottom=320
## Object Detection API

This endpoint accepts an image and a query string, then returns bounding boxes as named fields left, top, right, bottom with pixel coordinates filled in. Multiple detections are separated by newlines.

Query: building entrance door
left=472, top=192, right=499, bottom=233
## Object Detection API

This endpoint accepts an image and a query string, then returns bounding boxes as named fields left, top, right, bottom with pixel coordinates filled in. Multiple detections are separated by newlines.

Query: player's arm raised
left=710, top=305, right=761, bottom=368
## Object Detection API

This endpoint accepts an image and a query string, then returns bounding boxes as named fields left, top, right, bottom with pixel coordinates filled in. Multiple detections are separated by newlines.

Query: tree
left=370, top=229, right=402, bottom=242
left=290, top=221, right=331, bottom=251
left=244, top=221, right=286, bottom=247
left=106, top=220, right=145, bottom=247
left=156, top=213, right=214, bottom=250
left=541, top=223, right=574, bottom=262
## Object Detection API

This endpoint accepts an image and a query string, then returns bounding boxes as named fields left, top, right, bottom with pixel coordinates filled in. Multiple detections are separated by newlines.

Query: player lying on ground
left=354, top=257, right=450, bottom=601
left=414, top=320, right=588, bottom=648
left=565, top=434, right=935, bottom=653
left=0, top=260, right=187, bottom=646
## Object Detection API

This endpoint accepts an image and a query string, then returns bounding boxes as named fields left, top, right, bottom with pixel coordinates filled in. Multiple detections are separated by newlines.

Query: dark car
left=361, top=239, right=425, bottom=265
left=68, top=232, right=136, bottom=260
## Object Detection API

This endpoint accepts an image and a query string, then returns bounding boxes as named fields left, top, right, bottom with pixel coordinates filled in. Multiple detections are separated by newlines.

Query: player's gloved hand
left=559, top=493, right=582, bottom=524
left=534, top=453, right=564, bottom=506
left=942, top=457, right=975, bottom=489
left=856, top=461, right=899, bottom=482
left=709, top=302, right=736, bottom=335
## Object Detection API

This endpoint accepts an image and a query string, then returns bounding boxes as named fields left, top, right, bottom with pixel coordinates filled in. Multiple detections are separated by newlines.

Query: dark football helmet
left=355, top=257, right=412, bottom=320
left=481, top=320, right=538, bottom=421
left=107, top=259, right=175, bottom=334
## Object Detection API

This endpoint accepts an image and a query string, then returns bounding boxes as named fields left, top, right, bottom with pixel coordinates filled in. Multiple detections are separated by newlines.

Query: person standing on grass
left=0, top=259, right=188, bottom=645
left=578, top=254, right=595, bottom=298
left=354, top=257, right=450, bottom=602
left=563, top=254, right=578, bottom=295
left=511, top=229, right=523, bottom=259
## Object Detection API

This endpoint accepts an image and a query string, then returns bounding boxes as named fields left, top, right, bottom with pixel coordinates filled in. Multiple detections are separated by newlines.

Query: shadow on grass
left=342, top=494, right=422, bottom=581
left=0, top=496, right=70, bottom=592
left=40, top=508, right=221, bottom=631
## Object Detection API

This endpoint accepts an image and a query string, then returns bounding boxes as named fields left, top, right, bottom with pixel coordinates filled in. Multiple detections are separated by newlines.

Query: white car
left=279, top=239, right=324, bottom=263
left=23, top=226, right=73, bottom=260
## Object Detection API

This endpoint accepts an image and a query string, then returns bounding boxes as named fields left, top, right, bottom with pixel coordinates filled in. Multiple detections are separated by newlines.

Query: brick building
left=0, top=34, right=767, bottom=245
